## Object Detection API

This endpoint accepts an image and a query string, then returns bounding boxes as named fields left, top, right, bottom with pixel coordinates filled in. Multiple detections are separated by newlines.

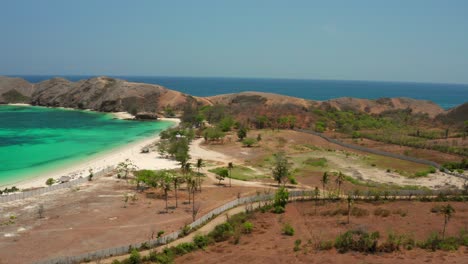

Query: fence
left=35, top=193, right=275, bottom=264
left=0, top=166, right=114, bottom=203
left=295, top=129, right=468, bottom=181
left=34, top=187, right=466, bottom=264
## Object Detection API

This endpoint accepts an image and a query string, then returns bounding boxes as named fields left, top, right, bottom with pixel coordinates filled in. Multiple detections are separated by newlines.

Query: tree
left=347, top=194, right=354, bottom=224
left=336, top=171, right=345, bottom=195
left=88, top=168, right=94, bottom=181
left=313, top=187, right=320, bottom=214
left=215, top=168, right=228, bottom=185
left=272, top=152, right=290, bottom=185
left=46, top=178, right=55, bottom=186
left=228, top=162, right=234, bottom=187
left=273, top=187, right=289, bottom=212
left=237, top=127, right=247, bottom=141
left=171, top=173, right=182, bottom=208
left=321, top=172, right=329, bottom=193
left=117, top=159, right=138, bottom=180
left=440, top=204, right=455, bottom=239
left=196, top=158, right=204, bottom=192
left=134, top=169, right=156, bottom=191
left=158, top=171, right=172, bottom=213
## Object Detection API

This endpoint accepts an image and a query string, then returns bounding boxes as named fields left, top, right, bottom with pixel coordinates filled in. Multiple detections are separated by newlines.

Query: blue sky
left=1, top=0, right=468, bottom=84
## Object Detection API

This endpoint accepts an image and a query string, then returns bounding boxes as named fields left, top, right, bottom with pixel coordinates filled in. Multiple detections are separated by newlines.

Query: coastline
left=1, top=105, right=181, bottom=190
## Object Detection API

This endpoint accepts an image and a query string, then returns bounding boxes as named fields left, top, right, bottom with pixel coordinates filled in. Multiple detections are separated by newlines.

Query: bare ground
left=177, top=201, right=468, bottom=264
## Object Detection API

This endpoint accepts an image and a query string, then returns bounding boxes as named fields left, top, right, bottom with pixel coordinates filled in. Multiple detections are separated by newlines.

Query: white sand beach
left=3, top=117, right=181, bottom=190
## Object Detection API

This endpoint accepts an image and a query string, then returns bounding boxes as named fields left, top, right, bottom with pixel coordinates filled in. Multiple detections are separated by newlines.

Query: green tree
left=440, top=204, right=455, bottom=239
left=336, top=171, right=345, bottom=195
left=237, top=127, right=247, bottom=141
left=134, top=169, right=155, bottom=191
left=158, top=171, right=172, bottom=213
left=228, top=162, right=234, bottom=187
left=321, top=172, right=330, bottom=193
left=215, top=168, right=228, bottom=185
left=314, top=186, right=320, bottom=214
left=273, top=187, right=289, bottom=212
left=171, top=173, right=182, bottom=208
left=272, top=152, right=290, bottom=185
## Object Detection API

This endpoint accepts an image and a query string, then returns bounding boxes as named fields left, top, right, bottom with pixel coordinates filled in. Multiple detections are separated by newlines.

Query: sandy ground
left=202, top=129, right=466, bottom=190
left=1, top=111, right=180, bottom=189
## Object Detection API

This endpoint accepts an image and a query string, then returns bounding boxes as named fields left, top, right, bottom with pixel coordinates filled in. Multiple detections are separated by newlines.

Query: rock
left=135, top=112, right=159, bottom=120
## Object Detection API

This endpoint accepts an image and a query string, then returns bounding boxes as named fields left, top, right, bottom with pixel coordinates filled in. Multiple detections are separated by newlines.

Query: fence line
left=34, top=188, right=465, bottom=264
left=0, top=166, right=115, bottom=203
left=295, top=129, right=468, bottom=181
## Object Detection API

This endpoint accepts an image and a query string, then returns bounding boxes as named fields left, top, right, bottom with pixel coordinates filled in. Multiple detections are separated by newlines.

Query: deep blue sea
left=12, top=75, right=468, bottom=109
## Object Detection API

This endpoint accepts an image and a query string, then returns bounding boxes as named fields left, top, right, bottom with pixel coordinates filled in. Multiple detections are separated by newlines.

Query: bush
left=148, top=249, right=174, bottom=264
left=128, top=249, right=141, bottom=264
left=351, top=207, right=369, bottom=217
left=209, top=222, right=234, bottom=242
left=274, top=187, right=289, bottom=209
left=46, top=178, right=55, bottom=186
left=283, top=223, right=295, bottom=236
left=193, top=234, right=210, bottom=248
left=242, top=137, right=257, bottom=147
left=157, top=230, right=165, bottom=238
left=334, top=230, right=380, bottom=253
left=294, top=239, right=302, bottom=251
left=173, top=242, right=197, bottom=255
left=272, top=205, right=285, bottom=214
left=374, top=208, right=390, bottom=217
left=243, top=221, right=254, bottom=234
left=316, top=240, right=333, bottom=250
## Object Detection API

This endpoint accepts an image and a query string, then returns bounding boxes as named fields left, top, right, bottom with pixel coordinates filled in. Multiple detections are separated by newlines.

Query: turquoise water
left=0, top=105, right=174, bottom=186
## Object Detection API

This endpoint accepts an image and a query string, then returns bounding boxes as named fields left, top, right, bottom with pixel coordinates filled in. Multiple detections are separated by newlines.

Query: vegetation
left=282, top=223, right=295, bottom=236
left=46, top=178, right=55, bottom=186
left=272, top=152, right=291, bottom=185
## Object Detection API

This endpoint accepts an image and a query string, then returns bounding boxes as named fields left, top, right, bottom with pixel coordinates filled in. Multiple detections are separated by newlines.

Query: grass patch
left=303, top=157, right=328, bottom=167
left=209, top=166, right=266, bottom=181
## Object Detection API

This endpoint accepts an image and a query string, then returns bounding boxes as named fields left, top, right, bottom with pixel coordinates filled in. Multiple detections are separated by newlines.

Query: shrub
left=243, top=221, right=254, bottom=234
left=193, top=234, right=210, bottom=248
left=294, top=239, right=302, bottom=252
left=288, top=175, right=298, bottom=185
left=148, top=249, right=174, bottom=264
left=209, top=222, right=234, bottom=242
left=374, top=208, right=390, bottom=217
left=283, top=223, right=295, bottom=236
left=46, top=178, right=55, bottom=186
left=272, top=205, right=285, bottom=214
left=173, top=242, right=197, bottom=255
left=242, top=137, right=257, bottom=147
left=111, top=260, right=121, bottom=264
left=378, top=232, right=403, bottom=252
left=334, top=230, right=380, bottom=253
left=157, top=230, right=165, bottom=238
left=128, top=249, right=141, bottom=264
left=273, top=187, right=289, bottom=209
left=316, top=240, right=333, bottom=250
left=351, top=207, right=369, bottom=217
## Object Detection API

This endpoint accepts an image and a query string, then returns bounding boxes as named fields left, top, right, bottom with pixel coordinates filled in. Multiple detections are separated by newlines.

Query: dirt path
left=93, top=202, right=263, bottom=264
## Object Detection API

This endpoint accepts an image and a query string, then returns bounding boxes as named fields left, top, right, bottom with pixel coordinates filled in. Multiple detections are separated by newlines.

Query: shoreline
left=1, top=106, right=181, bottom=190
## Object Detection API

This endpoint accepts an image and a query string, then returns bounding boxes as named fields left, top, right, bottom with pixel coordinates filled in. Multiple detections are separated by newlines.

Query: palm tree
left=314, top=186, right=320, bottom=214
left=228, top=162, right=234, bottom=187
left=158, top=171, right=172, bottom=213
left=196, top=158, right=204, bottom=192
left=171, top=173, right=182, bottom=208
left=321, top=172, right=329, bottom=193
left=186, top=176, right=198, bottom=219
left=440, top=204, right=455, bottom=239
left=335, top=171, right=345, bottom=196
left=347, top=194, right=354, bottom=224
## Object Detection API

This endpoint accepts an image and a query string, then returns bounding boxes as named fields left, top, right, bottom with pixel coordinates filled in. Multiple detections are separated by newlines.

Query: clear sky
left=1, top=0, right=468, bottom=84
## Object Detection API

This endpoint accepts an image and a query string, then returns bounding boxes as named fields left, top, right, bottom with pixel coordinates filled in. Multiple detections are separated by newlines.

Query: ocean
left=0, top=105, right=174, bottom=187
left=13, top=75, right=468, bottom=110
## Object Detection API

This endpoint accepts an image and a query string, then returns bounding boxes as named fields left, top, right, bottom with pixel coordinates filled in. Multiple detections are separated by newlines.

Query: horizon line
left=3, top=73, right=468, bottom=87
